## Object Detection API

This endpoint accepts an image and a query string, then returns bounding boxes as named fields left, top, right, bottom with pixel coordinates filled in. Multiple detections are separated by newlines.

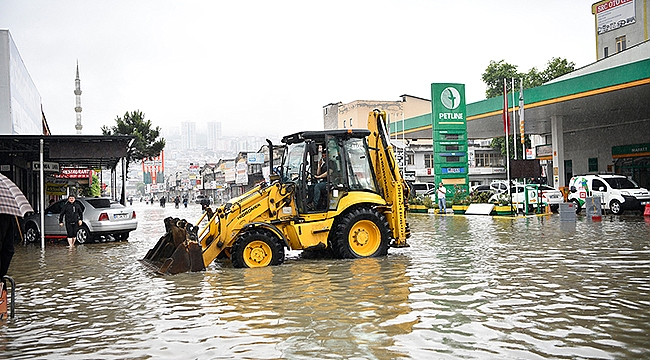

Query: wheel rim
left=611, top=201, right=621, bottom=214
left=243, top=240, right=272, bottom=267
left=348, top=220, right=381, bottom=257
left=26, top=227, right=37, bottom=243
left=77, top=228, right=87, bottom=243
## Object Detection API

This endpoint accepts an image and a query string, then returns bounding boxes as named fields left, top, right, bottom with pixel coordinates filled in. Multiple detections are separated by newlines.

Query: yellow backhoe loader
left=141, top=110, right=410, bottom=274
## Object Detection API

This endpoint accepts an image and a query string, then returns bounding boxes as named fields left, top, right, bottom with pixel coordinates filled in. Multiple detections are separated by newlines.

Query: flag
left=502, top=79, right=510, bottom=135
left=519, top=80, right=525, bottom=144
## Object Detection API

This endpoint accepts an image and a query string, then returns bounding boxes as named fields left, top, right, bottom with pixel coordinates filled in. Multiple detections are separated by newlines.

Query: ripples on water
left=2, top=204, right=649, bottom=359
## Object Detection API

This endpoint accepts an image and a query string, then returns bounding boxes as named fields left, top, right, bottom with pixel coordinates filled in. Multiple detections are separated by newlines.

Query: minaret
left=74, top=60, right=83, bottom=134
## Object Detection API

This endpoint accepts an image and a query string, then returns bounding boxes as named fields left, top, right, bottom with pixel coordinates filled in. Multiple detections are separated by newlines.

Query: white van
left=567, top=174, right=650, bottom=215
left=410, top=182, right=436, bottom=196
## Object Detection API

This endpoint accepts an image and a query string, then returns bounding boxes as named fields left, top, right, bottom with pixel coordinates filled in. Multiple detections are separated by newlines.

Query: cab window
left=344, top=138, right=377, bottom=192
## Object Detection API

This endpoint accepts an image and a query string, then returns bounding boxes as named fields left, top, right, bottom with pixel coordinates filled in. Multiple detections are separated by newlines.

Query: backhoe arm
left=366, top=109, right=410, bottom=247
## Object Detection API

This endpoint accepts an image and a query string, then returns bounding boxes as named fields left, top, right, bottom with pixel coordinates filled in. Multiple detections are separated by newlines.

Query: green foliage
left=492, top=192, right=511, bottom=206
left=491, top=135, right=532, bottom=159
left=102, top=110, right=166, bottom=173
left=451, top=185, right=469, bottom=205
left=481, top=60, right=520, bottom=99
left=469, top=191, right=492, bottom=204
left=422, top=195, right=434, bottom=209
left=482, top=57, right=575, bottom=99
left=81, top=174, right=101, bottom=197
left=409, top=194, right=435, bottom=208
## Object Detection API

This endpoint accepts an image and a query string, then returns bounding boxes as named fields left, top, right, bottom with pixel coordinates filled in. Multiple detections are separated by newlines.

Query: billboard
left=595, top=0, right=636, bottom=34
left=431, top=83, right=469, bottom=191
left=142, top=151, right=165, bottom=184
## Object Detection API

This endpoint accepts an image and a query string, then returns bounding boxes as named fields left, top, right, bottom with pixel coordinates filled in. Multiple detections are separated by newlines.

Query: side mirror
left=569, top=186, right=576, bottom=193
left=598, top=186, right=605, bottom=191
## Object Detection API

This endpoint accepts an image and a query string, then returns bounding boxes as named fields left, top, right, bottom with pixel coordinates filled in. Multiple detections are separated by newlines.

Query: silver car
left=23, top=197, right=138, bottom=244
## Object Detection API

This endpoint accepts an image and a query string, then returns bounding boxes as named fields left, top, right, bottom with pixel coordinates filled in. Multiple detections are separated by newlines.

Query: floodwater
left=1, top=202, right=649, bottom=359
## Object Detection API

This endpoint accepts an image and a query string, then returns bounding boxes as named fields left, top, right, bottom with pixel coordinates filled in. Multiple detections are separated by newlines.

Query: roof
left=0, top=135, right=134, bottom=170
left=282, top=129, right=371, bottom=145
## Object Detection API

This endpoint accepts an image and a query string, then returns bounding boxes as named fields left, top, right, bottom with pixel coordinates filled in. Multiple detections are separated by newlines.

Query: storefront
left=613, top=143, right=650, bottom=189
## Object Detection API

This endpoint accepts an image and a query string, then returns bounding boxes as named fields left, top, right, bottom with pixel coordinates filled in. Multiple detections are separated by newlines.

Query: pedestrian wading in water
left=59, top=194, right=83, bottom=246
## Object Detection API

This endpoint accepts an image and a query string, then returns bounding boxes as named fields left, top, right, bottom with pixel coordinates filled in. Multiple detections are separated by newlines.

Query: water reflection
left=2, top=203, right=649, bottom=359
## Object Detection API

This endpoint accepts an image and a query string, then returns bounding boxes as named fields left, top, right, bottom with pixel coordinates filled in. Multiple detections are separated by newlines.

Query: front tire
left=572, top=199, right=582, bottom=214
left=76, top=225, right=93, bottom=244
left=231, top=229, right=285, bottom=268
left=609, top=200, right=623, bottom=215
left=331, top=207, right=390, bottom=259
left=24, top=224, right=39, bottom=243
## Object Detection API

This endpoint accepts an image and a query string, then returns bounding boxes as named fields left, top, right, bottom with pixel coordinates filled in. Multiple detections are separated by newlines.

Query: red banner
left=55, top=168, right=93, bottom=179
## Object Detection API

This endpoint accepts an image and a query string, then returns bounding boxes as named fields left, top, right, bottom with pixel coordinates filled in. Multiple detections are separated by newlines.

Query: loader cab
left=281, top=130, right=378, bottom=214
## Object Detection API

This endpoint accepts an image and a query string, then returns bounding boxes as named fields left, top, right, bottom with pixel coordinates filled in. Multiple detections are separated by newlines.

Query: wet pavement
left=1, top=202, right=649, bottom=359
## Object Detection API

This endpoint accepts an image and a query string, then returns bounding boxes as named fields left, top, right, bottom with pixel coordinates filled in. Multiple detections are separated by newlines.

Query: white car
left=489, top=184, right=563, bottom=212
left=568, top=174, right=650, bottom=215
left=23, top=197, right=138, bottom=243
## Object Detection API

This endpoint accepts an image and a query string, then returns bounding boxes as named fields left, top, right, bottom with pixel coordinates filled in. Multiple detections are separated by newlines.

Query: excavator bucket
left=140, top=217, right=206, bottom=275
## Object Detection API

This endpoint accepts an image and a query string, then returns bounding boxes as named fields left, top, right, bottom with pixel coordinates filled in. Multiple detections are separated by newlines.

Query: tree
left=101, top=110, right=166, bottom=174
left=490, top=135, right=531, bottom=159
left=81, top=173, right=101, bottom=197
left=483, top=57, right=575, bottom=161
left=541, top=57, right=575, bottom=83
left=481, top=57, right=575, bottom=99
left=481, top=60, right=520, bottom=98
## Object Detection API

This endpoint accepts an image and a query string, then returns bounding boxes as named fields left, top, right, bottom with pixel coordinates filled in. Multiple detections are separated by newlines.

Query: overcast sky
left=1, top=0, right=597, bottom=140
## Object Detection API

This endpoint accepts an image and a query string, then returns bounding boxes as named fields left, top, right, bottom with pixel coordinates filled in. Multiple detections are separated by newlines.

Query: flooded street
left=2, top=202, right=649, bottom=359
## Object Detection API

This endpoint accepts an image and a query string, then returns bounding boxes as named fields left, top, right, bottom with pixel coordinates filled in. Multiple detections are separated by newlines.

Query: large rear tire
left=331, top=207, right=390, bottom=259
left=231, top=229, right=285, bottom=268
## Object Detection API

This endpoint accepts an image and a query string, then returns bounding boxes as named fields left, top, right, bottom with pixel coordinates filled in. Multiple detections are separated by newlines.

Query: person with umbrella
left=58, top=194, right=83, bottom=247
left=0, top=173, right=34, bottom=281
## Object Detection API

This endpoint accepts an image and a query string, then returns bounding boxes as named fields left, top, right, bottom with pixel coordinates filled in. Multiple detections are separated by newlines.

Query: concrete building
left=181, top=121, right=196, bottom=150
left=0, top=29, right=42, bottom=135
left=593, top=0, right=649, bottom=59
left=322, top=95, right=431, bottom=131
left=207, top=121, right=222, bottom=151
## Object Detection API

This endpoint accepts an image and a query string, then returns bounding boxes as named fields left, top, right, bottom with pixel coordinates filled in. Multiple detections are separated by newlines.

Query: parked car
left=23, top=197, right=138, bottom=244
left=410, top=182, right=436, bottom=196
left=489, top=184, right=563, bottom=212
left=470, top=184, right=495, bottom=195
left=567, top=174, right=650, bottom=215
left=194, top=194, right=208, bottom=204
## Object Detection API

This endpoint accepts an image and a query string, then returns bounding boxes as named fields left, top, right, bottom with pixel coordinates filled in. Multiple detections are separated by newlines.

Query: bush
left=469, top=191, right=492, bottom=204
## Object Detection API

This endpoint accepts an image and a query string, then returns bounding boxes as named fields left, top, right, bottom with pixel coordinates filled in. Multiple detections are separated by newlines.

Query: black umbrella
left=0, top=173, right=34, bottom=217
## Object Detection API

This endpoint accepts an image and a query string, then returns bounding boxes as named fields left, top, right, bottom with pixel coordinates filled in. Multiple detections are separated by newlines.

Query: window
left=406, top=153, right=414, bottom=166
left=604, top=46, right=609, bottom=57
left=424, top=153, right=434, bottom=168
left=344, top=138, right=377, bottom=192
left=616, top=36, right=626, bottom=52
left=588, top=157, right=598, bottom=172
left=474, top=151, right=504, bottom=167
left=343, top=120, right=346, bottom=128
left=349, top=118, right=353, bottom=127
left=592, top=179, right=606, bottom=191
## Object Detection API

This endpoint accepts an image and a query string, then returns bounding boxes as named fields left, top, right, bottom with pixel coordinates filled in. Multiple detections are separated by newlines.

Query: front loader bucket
left=140, top=217, right=206, bottom=275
